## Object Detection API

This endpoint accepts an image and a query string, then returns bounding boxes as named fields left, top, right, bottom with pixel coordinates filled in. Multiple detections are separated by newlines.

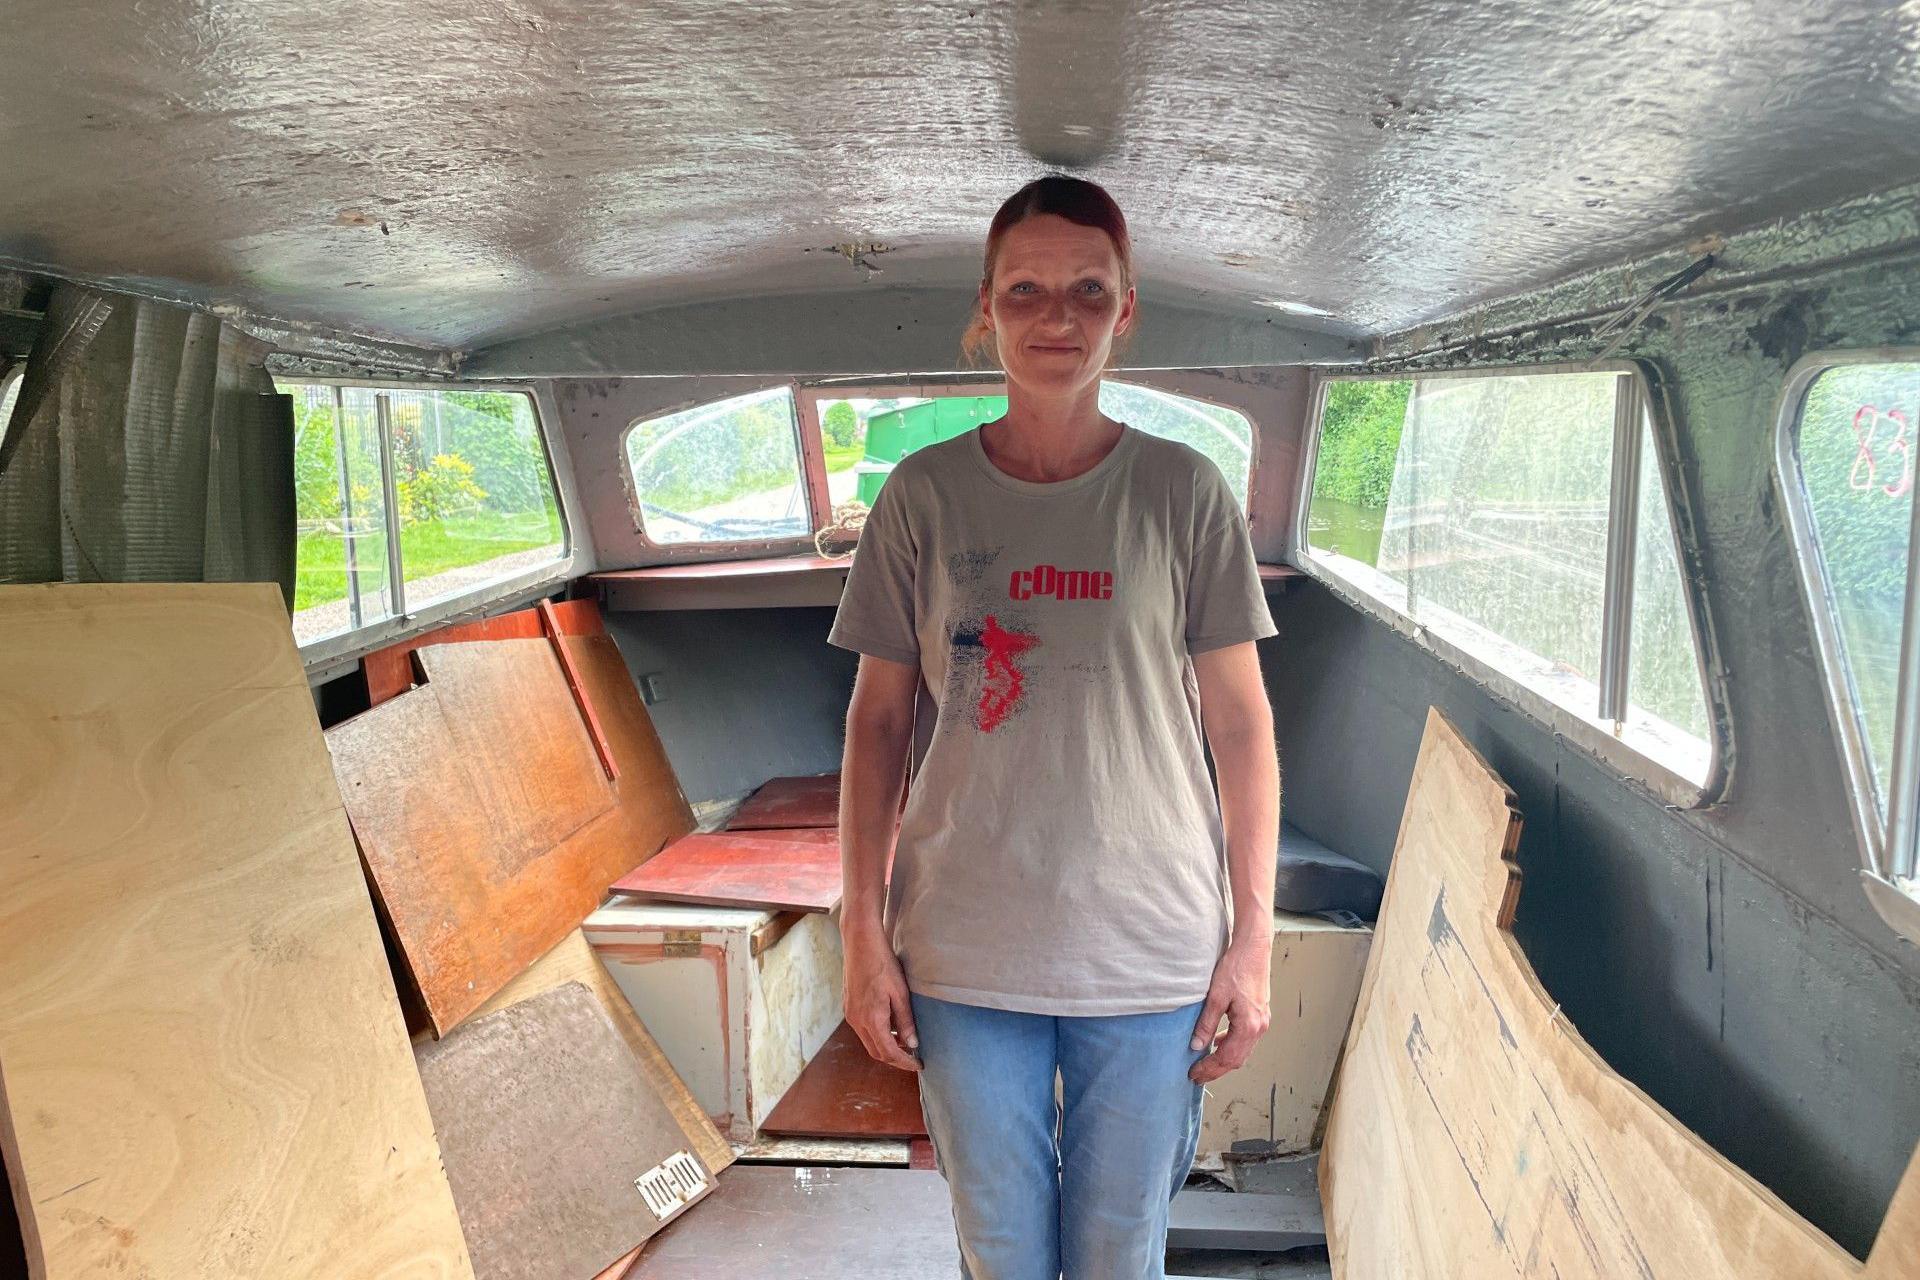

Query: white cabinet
left=586, top=900, right=844, bottom=1141
left=1200, top=911, right=1373, bottom=1156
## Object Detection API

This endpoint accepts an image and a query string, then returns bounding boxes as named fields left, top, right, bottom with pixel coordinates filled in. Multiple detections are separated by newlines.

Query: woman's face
left=980, top=213, right=1135, bottom=397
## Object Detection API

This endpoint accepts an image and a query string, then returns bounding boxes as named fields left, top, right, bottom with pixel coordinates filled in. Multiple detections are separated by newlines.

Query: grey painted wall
left=1274, top=248, right=1920, bottom=1256
left=604, top=607, right=856, bottom=808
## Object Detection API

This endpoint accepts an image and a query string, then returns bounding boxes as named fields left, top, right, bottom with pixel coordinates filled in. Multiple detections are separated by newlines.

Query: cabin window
left=1779, top=354, right=1920, bottom=913
left=1301, top=365, right=1714, bottom=794
left=285, top=382, right=567, bottom=649
left=625, top=385, right=810, bottom=546
left=806, top=380, right=1254, bottom=509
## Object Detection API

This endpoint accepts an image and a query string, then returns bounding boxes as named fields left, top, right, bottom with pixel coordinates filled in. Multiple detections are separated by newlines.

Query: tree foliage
left=823, top=400, right=858, bottom=449
left=1312, top=380, right=1410, bottom=509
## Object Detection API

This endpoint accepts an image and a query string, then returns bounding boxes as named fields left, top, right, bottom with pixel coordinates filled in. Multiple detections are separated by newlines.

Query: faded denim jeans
left=910, top=992, right=1208, bottom=1280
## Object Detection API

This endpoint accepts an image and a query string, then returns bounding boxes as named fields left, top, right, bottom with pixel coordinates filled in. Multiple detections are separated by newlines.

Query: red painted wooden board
left=362, top=596, right=605, bottom=706
left=608, top=829, right=843, bottom=913
left=761, top=1020, right=927, bottom=1141
left=727, top=773, right=841, bottom=830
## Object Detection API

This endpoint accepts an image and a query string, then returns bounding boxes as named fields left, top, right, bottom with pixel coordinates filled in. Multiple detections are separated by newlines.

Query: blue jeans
left=910, top=992, right=1208, bottom=1280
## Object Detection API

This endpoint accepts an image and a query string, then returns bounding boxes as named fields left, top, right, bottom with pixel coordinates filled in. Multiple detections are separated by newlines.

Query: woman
left=829, top=175, right=1280, bottom=1280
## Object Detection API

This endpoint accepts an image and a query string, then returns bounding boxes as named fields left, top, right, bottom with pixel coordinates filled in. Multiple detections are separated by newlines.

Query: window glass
left=627, top=386, right=808, bottom=544
left=286, top=382, right=564, bottom=649
left=386, top=388, right=564, bottom=610
left=817, top=394, right=1004, bottom=507
left=1307, top=368, right=1712, bottom=786
left=1099, top=381, right=1253, bottom=507
left=1380, top=372, right=1616, bottom=704
left=813, top=381, right=1253, bottom=508
left=292, top=384, right=393, bottom=645
left=1794, top=361, right=1920, bottom=809
left=1628, top=421, right=1713, bottom=775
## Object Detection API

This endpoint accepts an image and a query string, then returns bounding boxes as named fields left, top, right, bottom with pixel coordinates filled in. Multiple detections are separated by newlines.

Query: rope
left=814, top=497, right=870, bottom=559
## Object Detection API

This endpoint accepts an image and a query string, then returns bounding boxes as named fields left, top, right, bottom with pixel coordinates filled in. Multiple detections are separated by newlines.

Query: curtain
left=0, top=283, right=295, bottom=605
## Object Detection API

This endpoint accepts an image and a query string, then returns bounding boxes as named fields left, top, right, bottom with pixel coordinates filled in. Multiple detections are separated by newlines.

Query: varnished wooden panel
left=328, top=638, right=620, bottom=1034
left=726, top=773, right=841, bottom=830
left=0, top=583, right=473, bottom=1280
left=761, top=1020, right=926, bottom=1140
left=609, top=830, right=842, bottom=913
left=1322, top=707, right=1919, bottom=1280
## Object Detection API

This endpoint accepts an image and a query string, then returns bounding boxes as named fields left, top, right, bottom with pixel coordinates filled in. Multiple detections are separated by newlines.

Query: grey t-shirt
left=827, top=424, right=1277, bottom=1015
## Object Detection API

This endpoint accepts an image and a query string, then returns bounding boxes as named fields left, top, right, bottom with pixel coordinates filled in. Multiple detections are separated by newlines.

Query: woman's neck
left=983, top=382, right=1122, bottom=483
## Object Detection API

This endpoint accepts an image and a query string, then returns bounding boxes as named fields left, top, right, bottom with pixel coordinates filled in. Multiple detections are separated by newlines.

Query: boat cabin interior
left=2, top=3, right=1919, bottom=1278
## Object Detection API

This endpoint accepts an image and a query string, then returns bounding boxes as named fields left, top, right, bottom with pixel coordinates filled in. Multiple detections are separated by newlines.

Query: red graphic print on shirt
left=976, top=615, right=1041, bottom=732
left=951, top=614, right=1041, bottom=732
left=1008, top=564, right=1114, bottom=601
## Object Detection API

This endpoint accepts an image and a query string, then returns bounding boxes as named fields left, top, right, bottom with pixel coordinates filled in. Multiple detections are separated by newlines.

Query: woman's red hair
left=961, top=175, right=1135, bottom=367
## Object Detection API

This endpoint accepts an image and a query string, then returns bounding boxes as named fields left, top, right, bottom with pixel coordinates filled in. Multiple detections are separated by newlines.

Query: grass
left=294, top=508, right=561, bottom=612
left=825, top=440, right=862, bottom=472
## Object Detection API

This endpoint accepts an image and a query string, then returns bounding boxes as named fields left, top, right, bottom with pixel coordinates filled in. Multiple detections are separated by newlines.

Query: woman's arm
left=839, top=653, right=923, bottom=1072
left=1188, top=639, right=1280, bottom=1084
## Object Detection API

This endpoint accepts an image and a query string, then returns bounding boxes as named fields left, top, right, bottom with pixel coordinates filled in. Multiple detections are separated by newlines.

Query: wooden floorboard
left=626, top=1167, right=956, bottom=1278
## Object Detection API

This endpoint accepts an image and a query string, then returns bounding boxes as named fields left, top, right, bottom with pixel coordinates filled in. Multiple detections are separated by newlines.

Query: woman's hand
left=1189, top=933, right=1273, bottom=1083
left=843, top=926, right=921, bottom=1073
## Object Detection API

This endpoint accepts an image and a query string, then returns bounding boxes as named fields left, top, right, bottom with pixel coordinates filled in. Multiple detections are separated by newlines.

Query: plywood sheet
left=469, top=930, right=732, bottom=1177
left=727, top=773, right=841, bottom=829
left=415, top=982, right=712, bottom=1280
left=761, top=1020, right=927, bottom=1140
left=626, top=1167, right=957, bottom=1279
left=609, top=830, right=843, bottom=913
left=1322, top=707, right=1920, bottom=1280
left=0, top=582, right=473, bottom=1280
left=329, top=638, right=637, bottom=1034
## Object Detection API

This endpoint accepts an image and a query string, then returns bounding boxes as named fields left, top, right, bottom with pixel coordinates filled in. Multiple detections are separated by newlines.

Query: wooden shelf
left=591, top=555, right=1302, bottom=612
left=590, top=556, right=851, bottom=611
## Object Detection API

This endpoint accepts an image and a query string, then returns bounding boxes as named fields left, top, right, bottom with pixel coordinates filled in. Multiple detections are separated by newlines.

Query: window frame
left=287, top=377, right=579, bottom=682
left=1293, top=358, right=1724, bottom=809
left=1773, top=347, right=1920, bottom=941
left=621, top=381, right=820, bottom=556
left=793, top=374, right=1262, bottom=521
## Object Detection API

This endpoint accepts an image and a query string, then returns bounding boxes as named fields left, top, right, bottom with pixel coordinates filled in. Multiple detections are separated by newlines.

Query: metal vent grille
left=635, top=1149, right=709, bottom=1221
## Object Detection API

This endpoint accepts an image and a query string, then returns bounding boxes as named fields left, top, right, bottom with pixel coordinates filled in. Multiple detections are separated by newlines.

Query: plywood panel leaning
left=1321, top=706, right=1920, bottom=1279
left=329, top=637, right=638, bottom=1034
left=0, top=583, right=473, bottom=1280
left=414, top=982, right=713, bottom=1280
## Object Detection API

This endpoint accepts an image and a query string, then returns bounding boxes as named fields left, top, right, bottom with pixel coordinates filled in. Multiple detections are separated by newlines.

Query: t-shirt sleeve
left=828, top=475, right=921, bottom=666
left=1185, top=466, right=1279, bottom=656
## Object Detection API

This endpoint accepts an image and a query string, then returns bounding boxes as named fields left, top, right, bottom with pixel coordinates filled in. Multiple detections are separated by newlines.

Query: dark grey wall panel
left=605, top=607, right=856, bottom=809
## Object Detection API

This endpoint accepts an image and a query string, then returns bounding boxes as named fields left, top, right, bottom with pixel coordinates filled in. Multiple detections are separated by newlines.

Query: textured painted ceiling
left=4, top=0, right=1919, bottom=353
